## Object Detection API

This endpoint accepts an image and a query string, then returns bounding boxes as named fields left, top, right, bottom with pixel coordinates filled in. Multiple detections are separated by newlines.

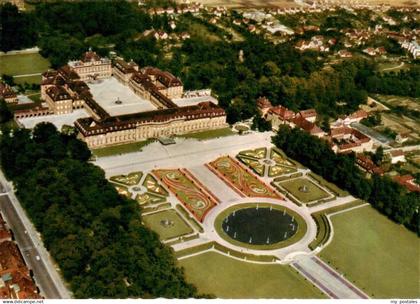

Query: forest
left=0, top=123, right=201, bottom=298
left=1, top=1, right=418, bottom=125
left=272, top=126, right=420, bottom=235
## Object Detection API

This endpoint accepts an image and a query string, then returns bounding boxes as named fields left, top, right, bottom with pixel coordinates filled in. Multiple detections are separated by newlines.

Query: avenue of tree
left=0, top=123, right=201, bottom=298
left=272, top=126, right=420, bottom=235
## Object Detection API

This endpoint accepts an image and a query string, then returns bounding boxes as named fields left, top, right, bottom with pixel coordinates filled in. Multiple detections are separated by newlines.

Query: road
left=381, top=62, right=404, bottom=72
left=96, top=131, right=275, bottom=176
left=292, top=256, right=369, bottom=299
left=13, top=73, right=42, bottom=78
left=0, top=170, right=70, bottom=299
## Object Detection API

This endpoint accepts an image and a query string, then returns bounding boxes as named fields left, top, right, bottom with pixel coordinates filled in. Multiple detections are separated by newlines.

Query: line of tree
left=0, top=3, right=37, bottom=52
left=0, top=100, right=13, bottom=124
left=363, top=67, right=420, bottom=98
left=0, top=123, right=203, bottom=298
left=272, top=125, right=420, bottom=235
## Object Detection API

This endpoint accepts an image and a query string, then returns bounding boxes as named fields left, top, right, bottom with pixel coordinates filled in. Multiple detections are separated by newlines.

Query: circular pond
left=221, top=207, right=297, bottom=245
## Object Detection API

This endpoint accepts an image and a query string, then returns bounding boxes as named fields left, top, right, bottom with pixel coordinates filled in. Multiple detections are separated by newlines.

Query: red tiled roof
left=390, top=150, right=404, bottom=157
left=356, top=155, right=384, bottom=175
left=393, top=175, right=420, bottom=192
left=0, top=216, right=11, bottom=243
left=269, top=105, right=295, bottom=120
left=330, top=127, right=352, bottom=137
left=256, top=97, right=272, bottom=109
left=0, top=241, right=26, bottom=273
left=298, top=108, right=317, bottom=118
left=348, top=109, right=368, bottom=120
left=292, top=116, right=323, bottom=134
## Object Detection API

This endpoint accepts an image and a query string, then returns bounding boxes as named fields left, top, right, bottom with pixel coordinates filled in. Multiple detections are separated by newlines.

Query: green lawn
left=279, top=178, right=331, bottom=203
left=0, top=53, right=50, bottom=77
left=179, top=251, right=325, bottom=298
left=92, top=140, right=152, bottom=157
left=178, top=127, right=235, bottom=140
left=187, top=22, right=221, bottom=42
left=28, top=93, right=42, bottom=103
left=320, top=206, right=420, bottom=299
left=142, top=209, right=193, bottom=241
left=13, top=75, right=42, bottom=85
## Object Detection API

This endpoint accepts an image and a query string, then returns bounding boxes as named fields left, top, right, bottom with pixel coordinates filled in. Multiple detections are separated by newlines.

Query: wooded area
left=0, top=123, right=200, bottom=298
left=1, top=1, right=418, bottom=125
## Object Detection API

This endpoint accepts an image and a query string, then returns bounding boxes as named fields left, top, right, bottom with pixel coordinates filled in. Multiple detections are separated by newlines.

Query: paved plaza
left=88, top=77, right=157, bottom=116
left=18, top=109, right=89, bottom=129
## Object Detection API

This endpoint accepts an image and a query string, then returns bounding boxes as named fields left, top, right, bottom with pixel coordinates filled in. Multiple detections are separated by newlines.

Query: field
left=371, top=95, right=420, bottom=142
left=320, top=206, right=420, bottom=298
left=208, top=156, right=280, bottom=199
left=153, top=169, right=218, bottom=222
left=377, top=95, right=420, bottom=112
left=179, top=251, right=325, bottom=298
left=187, top=22, right=221, bottom=42
left=278, top=178, right=331, bottom=204
left=0, top=52, right=50, bottom=84
left=142, top=209, right=193, bottom=240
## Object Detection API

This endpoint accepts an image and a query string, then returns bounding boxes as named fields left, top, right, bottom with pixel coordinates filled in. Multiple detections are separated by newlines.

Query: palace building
left=39, top=51, right=227, bottom=148
left=67, top=50, right=112, bottom=81
left=0, top=81, right=18, bottom=104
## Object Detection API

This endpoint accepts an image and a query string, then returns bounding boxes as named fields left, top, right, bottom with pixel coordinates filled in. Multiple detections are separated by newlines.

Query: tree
left=66, top=137, right=92, bottom=162
left=0, top=100, right=12, bottom=124
left=372, top=146, right=384, bottom=166
left=251, top=114, right=271, bottom=132
left=0, top=123, right=201, bottom=298
left=33, top=122, right=59, bottom=143
left=1, top=74, right=15, bottom=86
left=0, top=3, right=37, bottom=52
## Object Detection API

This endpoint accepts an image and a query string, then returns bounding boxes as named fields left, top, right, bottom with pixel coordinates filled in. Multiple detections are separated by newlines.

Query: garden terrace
left=152, top=169, right=218, bottom=222
left=109, top=171, right=143, bottom=186
left=274, top=177, right=332, bottom=204
left=237, top=147, right=298, bottom=177
left=142, top=209, right=193, bottom=241
left=207, top=156, right=281, bottom=199
left=109, top=172, right=169, bottom=206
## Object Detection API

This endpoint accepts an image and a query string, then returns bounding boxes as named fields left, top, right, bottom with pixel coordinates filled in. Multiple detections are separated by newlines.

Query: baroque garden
left=103, top=139, right=417, bottom=299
